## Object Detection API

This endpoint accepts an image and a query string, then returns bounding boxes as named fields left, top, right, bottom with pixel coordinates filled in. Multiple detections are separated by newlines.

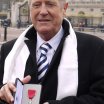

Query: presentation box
left=14, top=78, right=41, bottom=104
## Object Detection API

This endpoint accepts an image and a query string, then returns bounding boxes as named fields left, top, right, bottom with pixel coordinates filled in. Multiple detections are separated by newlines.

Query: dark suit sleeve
left=0, top=44, right=5, bottom=86
left=0, top=45, right=7, bottom=104
left=0, top=40, right=16, bottom=86
left=47, top=39, right=104, bottom=104
left=0, top=40, right=16, bottom=104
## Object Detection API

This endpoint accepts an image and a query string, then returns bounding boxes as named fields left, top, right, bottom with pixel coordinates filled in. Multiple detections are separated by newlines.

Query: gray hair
left=28, top=0, right=66, bottom=5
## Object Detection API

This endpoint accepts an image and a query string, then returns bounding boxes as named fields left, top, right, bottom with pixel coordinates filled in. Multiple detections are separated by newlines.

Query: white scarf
left=3, top=18, right=78, bottom=100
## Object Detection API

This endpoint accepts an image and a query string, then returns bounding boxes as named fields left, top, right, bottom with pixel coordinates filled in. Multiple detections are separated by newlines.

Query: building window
left=2, top=4, right=7, bottom=10
left=71, top=8, right=74, bottom=11
left=90, top=8, right=94, bottom=12
left=101, top=9, right=104, bottom=12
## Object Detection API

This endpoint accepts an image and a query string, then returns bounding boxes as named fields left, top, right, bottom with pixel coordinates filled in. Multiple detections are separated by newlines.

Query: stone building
left=1, top=0, right=104, bottom=27
left=0, top=0, right=10, bottom=19
left=0, top=0, right=28, bottom=27
left=11, top=0, right=29, bottom=26
left=66, top=0, right=104, bottom=27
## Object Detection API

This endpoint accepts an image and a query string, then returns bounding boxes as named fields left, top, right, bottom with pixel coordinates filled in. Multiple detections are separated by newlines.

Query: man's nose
left=40, top=4, right=48, bottom=15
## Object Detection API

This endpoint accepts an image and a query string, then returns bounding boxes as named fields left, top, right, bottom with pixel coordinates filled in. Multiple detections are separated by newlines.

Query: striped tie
left=37, top=43, right=52, bottom=82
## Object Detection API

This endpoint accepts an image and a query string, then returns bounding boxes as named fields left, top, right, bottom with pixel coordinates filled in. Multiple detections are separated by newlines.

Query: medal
left=28, top=89, right=36, bottom=104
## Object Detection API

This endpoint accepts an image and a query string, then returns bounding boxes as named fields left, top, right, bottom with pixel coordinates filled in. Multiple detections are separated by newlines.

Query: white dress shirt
left=36, top=26, right=64, bottom=64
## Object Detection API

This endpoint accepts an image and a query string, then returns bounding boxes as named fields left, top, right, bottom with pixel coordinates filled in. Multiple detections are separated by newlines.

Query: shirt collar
left=37, top=26, right=64, bottom=52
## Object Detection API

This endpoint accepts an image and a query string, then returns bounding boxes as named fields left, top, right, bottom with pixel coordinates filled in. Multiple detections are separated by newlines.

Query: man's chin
left=37, top=28, right=52, bottom=34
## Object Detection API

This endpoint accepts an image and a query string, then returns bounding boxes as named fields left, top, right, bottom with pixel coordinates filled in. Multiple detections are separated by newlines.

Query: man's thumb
left=22, top=75, right=31, bottom=84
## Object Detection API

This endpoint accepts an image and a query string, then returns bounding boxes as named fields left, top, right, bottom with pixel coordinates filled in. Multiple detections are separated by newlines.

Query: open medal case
left=14, top=78, right=41, bottom=104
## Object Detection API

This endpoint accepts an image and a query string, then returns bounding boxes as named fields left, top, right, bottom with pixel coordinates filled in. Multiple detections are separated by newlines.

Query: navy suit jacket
left=0, top=20, right=104, bottom=104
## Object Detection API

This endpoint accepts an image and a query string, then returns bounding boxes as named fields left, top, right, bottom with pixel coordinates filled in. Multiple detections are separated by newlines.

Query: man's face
left=29, top=0, right=67, bottom=38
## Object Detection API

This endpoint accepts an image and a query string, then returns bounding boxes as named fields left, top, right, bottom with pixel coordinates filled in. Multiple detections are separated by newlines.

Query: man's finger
left=0, top=83, right=15, bottom=103
left=4, top=83, right=15, bottom=103
left=22, top=75, right=31, bottom=84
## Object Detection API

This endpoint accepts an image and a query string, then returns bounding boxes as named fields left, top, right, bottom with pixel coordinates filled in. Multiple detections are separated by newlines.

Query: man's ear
left=64, top=2, right=68, bottom=11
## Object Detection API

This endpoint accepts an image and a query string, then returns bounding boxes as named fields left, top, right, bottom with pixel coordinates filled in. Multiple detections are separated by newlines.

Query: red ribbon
left=28, top=89, right=36, bottom=99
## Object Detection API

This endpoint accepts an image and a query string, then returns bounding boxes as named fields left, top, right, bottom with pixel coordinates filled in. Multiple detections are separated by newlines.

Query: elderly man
left=0, top=0, right=104, bottom=104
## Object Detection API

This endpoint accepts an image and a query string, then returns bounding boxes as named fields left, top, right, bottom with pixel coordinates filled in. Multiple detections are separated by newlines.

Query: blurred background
left=0, top=0, right=104, bottom=43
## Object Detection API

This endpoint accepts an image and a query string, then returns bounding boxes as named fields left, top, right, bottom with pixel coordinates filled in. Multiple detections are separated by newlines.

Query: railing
left=68, top=1, right=104, bottom=4
left=68, top=1, right=104, bottom=8
left=74, top=27, right=104, bottom=33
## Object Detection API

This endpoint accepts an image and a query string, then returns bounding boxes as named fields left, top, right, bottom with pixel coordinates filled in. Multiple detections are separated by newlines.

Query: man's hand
left=0, top=75, right=31, bottom=104
left=0, top=82, right=16, bottom=104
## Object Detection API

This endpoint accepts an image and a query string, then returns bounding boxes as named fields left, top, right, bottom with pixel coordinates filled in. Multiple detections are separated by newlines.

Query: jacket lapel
left=24, top=39, right=39, bottom=83
left=23, top=26, right=39, bottom=83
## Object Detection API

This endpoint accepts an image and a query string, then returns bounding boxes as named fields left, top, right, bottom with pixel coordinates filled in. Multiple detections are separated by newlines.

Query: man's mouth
left=38, top=19, right=50, bottom=22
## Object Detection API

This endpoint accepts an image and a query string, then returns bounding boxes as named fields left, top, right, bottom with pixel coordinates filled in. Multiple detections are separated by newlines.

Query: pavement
left=0, top=27, right=25, bottom=43
left=0, top=26, right=104, bottom=45
left=0, top=27, right=26, bottom=49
